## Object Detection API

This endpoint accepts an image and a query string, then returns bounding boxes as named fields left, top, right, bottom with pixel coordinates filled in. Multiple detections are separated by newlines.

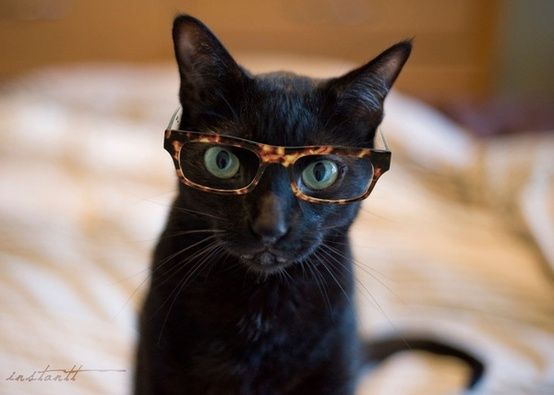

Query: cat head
left=170, top=15, right=411, bottom=274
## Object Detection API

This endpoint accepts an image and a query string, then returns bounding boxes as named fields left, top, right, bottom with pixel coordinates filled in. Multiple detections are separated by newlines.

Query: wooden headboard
left=0, top=0, right=499, bottom=105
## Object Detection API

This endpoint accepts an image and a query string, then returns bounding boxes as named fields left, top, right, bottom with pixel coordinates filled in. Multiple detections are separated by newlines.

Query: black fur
left=134, top=15, right=482, bottom=395
left=363, top=337, right=485, bottom=388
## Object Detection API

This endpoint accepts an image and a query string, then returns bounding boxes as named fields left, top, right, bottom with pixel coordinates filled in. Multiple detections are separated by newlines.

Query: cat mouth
left=239, top=250, right=291, bottom=274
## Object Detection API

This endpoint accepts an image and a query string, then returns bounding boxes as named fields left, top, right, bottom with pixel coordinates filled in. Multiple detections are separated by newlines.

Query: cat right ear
left=172, top=15, right=247, bottom=125
left=326, top=40, right=412, bottom=119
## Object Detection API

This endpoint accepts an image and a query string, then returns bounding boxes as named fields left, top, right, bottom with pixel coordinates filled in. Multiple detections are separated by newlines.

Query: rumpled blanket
left=0, top=57, right=552, bottom=395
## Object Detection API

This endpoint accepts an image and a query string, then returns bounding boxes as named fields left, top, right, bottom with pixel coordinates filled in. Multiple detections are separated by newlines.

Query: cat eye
left=203, top=147, right=240, bottom=179
left=300, top=159, right=339, bottom=190
left=164, top=107, right=390, bottom=204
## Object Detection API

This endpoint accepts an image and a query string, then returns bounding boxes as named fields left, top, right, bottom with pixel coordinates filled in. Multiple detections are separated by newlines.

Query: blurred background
left=1, top=0, right=553, bottom=134
left=1, top=1, right=553, bottom=395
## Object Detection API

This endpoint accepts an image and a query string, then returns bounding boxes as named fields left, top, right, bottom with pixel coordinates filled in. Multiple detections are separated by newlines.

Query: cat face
left=171, top=15, right=411, bottom=274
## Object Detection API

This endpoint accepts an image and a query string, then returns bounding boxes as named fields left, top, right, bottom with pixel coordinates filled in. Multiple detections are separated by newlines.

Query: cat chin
left=239, top=251, right=292, bottom=275
left=243, top=261, right=293, bottom=276
left=220, top=236, right=323, bottom=275
left=235, top=248, right=318, bottom=276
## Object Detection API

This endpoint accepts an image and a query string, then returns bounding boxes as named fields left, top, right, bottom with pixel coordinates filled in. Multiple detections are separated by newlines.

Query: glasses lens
left=292, top=155, right=374, bottom=201
left=179, top=143, right=260, bottom=190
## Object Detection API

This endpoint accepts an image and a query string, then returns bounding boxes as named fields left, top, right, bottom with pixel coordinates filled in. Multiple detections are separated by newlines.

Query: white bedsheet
left=1, top=58, right=553, bottom=395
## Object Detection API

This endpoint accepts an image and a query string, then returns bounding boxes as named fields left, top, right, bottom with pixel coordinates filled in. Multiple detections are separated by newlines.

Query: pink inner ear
left=173, top=15, right=243, bottom=81
left=375, top=56, right=403, bottom=85
left=173, top=16, right=216, bottom=68
left=174, top=22, right=205, bottom=65
left=327, top=40, right=411, bottom=107
left=177, top=31, right=197, bottom=58
left=371, top=40, right=412, bottom=88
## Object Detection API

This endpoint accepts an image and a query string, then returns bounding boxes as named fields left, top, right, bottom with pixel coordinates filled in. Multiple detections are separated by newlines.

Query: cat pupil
left=216, top=150, right=229, bottom=169
left=313, top=162, right=326, bottom=182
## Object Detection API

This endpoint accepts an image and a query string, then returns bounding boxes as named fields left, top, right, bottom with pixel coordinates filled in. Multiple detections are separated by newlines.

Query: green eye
left=301, top=160, right=338, bottom=190
left=204, top=147, right=240, bottom=179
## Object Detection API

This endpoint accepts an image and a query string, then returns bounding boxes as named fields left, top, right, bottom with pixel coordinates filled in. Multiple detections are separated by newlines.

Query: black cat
left=134, top=15, right=483, bottom=395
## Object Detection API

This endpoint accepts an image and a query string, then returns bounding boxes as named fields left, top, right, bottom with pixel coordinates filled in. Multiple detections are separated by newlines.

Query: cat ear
left=327, top=40, right=412, bottom=114
left=172, top=15, right=247, bottom=125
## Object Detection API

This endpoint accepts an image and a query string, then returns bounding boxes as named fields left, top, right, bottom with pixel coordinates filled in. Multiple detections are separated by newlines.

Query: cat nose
left=251, top=193, right=288, bottom=245
left=251, top=220, right=288, bottom=245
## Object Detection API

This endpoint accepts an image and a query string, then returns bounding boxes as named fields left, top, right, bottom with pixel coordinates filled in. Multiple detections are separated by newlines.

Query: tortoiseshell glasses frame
left=164, top=107, right=391, bottom=204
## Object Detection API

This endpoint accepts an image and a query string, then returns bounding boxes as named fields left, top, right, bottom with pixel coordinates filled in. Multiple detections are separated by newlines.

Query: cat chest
left=187, top=296, right=335, bottom=376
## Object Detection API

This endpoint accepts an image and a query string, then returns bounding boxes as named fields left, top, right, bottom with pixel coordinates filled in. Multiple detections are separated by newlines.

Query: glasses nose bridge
left=258, top=145, right=297, bottom=168
left=255, top=162, right=294, bottom=199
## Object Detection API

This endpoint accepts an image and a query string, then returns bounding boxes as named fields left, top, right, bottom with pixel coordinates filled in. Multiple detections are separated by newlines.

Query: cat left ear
left=172, top=15, right=247, bottom=125
left=328, top=40, right=412, bottom=110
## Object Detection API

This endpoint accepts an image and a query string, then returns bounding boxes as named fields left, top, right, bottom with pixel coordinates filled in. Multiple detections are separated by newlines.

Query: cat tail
left=361, top=336, right=485, bottom=389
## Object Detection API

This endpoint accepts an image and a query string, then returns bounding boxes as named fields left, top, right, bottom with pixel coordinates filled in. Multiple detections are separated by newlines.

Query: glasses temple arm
left=377, top=129, right=390, bottom=151
left=167, top=106, right=183, bottom=130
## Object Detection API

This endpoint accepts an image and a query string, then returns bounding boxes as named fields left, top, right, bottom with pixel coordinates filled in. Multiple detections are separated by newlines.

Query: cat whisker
left=311, top=249, right=350, bottom=303
left=156, top=234, right=219, bottom=268
left=158, top=236, right=226, bottom=285
left=112, top=233, right=222, bottom=320
left=323, top=238, right=381, bottom=251
left=152, top=240, right=222, bottom=291
left=304, top=255, right=333, bottom=315
left=281, top=266, right=294, bottom=283
left=119, top=226, right=224, bottom=245
left=318, top=225, right=350, bottom=234
left=113, top=230, right=224, bottom=285
left=173, top=243, right=224, bottom=294
left=159, top=228, right=226, bottom=241
left=317, top=243, right=405, bottom=341
left=203, top=246, right=230, bottom=279
left=360, top=207, right=399, bottom=223
left=156, top=242, right=225, bottom=344
left=275, top=265, right=294, bottom=286
left=172, top=206, right=228, bottom=221
left=318, top=244, right=382, bottom=305
left=320, top=242, right=392, bottom=291
left=134, top=195, right=227, bottom=222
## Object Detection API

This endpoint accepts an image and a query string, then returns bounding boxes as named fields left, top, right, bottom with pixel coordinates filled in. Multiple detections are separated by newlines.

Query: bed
left=1, top=56, right=553, bottom=395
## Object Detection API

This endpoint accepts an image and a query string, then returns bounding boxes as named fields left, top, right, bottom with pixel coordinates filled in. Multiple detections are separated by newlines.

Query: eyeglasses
left=164, top=107, right=391, bottom=204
